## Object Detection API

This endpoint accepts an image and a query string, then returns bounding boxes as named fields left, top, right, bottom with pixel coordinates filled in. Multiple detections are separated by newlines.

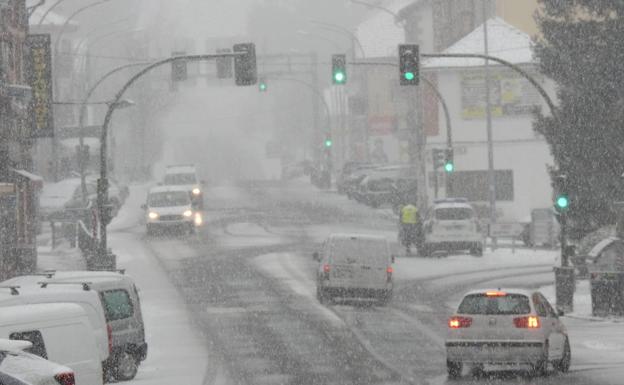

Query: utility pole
left=482, top=0, right=497, bottom=245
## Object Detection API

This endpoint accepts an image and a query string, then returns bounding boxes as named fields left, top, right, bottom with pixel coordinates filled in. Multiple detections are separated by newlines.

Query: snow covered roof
left=423, top=17, right=534, bottom=69
left=355, top=0, right=420, bottom=58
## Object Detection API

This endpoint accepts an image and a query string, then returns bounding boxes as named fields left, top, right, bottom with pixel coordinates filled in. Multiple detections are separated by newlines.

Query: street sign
left=489, top=222, right=524, bottom=238
left=0, top=183, right=15, bottom=195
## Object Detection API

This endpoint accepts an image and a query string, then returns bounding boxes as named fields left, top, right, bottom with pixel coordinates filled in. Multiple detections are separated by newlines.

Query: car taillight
left=514, top=315, right=541, bottom=329
left=323, top=264, right=330, bottom=274
left=107, top=323, right=113, bottom=354
left=448, top=316, right=472, bottom=328
left=386, top=266, right=393, bottom=282
left=55, top=372, right=75, bottom=385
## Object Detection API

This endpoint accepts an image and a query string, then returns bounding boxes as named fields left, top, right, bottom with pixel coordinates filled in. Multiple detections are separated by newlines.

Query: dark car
left=336, top=162, right=374, bottom=194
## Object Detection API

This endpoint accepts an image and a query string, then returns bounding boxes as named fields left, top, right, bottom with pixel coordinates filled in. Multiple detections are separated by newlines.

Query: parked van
left=3, top=271, right=147, bottom=381
left=314, top=234, right=395, bottom=305
left=0, top=303, right=103, bottom=385
left=0, top=283, right=110, bottom=365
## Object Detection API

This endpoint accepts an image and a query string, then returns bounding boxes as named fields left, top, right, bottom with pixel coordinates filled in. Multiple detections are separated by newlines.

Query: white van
left=0, top=283, right=110, bottom=364
left=314, top=234, right=395, bottom=305
left=0, top=303, right=103, bottom=385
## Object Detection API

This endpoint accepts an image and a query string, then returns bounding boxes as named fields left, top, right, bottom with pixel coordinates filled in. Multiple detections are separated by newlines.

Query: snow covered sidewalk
left=36, top=183, right=211, bottom=385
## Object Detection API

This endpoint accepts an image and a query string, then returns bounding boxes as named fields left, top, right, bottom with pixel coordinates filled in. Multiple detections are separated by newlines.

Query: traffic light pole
left=96, top=52, right=245, bottom=266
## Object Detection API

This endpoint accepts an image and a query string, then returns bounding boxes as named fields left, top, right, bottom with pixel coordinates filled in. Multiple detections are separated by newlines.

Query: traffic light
left=233, top=43, right=257, bottom=86
left=432, top=148, right=445, bottom=170
left=398, top=44, right=419, bottom=86
left=258, top=78, right=267, bottom=92
left=171, top=51, right=187, bottom=82
left=216, top=48, right=233, bottom=79
left=444, top=148, right=454, bottom=173
left=324, top=138, right=333, bottom=148
left=332, top=54, right=347, bottom=85
left=553, top=174, right=570, bottom=212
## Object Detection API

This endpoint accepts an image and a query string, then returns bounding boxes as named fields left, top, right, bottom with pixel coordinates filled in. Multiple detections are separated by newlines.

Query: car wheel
left=115, top=350, right=139, bottom=381
left=447, top=360, right=463, bottom=379
left=553, top=338, right=571, bottom=373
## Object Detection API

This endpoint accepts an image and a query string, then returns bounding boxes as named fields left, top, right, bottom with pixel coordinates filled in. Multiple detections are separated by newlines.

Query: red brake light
left=386, top=266, right=393, bottom=282
left=107, top=323, right=113, bottom=354
left=448, top=316, right=472, bottom=328
left=386, top=266, right=393, bottom=274
left=486, top=291, right=507, bottom=297
left=514, top=315, right=540, bottom=329
left=323, top=264, right=330, bottom=274
left=55, top=372, right=75, bottom=385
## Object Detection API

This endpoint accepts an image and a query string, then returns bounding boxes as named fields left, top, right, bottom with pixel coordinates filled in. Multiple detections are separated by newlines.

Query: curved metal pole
left=349, top=0, right=405, bottom=28
left=37, top=0, right=68, bottom=25
left=309, top=20, right=366, bottom=59
left=421, top=53, right=557, bottom=122
left=350, top=61, right=453, bottom=150
left=97, top=53, right=242, bottom=258
left=77, top=61, right=151, bottom=205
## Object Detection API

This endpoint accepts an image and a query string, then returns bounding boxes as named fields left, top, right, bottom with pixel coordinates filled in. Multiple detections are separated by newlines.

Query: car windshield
left=435, top=207, right=474, bottom=220
left=458, top=294, right=531, bottom=315
left=164, top=173, right=196, bottom=185
left=330, top=239, right=388, bottom=266
left=148, top=191, right=190, bottom=207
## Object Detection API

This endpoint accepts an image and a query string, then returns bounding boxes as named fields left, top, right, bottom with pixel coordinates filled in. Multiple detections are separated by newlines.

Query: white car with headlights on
left=445, top=289, right=570, bottom=378
left=143, top=186, right=202, bottom=235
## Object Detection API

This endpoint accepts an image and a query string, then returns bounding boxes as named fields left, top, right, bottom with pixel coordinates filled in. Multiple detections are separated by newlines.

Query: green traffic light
left=444, top=162, right=454, bottom=173
left=556, top=195, right=569, bottom=209
left=333, top=71, right=345, bottom=84
left=404, top=72, right=415, bottom=81
left=324, top=139, right=333, bottom=147
left=259, top=82, right=267, bottom=91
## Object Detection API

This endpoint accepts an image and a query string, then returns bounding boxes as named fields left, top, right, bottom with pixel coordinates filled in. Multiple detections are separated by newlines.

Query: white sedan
left=0, top=339, right=75, bottom=385
left=445, top=289, right=571, bottom=378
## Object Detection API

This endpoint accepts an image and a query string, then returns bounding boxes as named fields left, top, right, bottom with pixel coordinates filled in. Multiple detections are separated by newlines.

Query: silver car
left=445, top=289, right=571, bottom=378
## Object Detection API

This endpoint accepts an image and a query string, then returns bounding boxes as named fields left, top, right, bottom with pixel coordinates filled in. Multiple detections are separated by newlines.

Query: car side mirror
left=140, top=204, right=147, bottom=210
left=312, top=252, right=320, bottom=262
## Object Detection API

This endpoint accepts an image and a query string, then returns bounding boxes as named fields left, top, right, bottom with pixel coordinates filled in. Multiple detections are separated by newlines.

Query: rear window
left=164, top=173, right=196, bottom=185
left=458, top=293, right=531, bottom=315
left=101, top=290, right=133, bottom=321
left=330, top=238, right=389, bottom=266
left=435, top=207, right=473, bottom=220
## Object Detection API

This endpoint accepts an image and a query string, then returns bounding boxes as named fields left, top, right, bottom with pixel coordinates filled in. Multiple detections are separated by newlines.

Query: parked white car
left=0, top=339, right=75, bottom=385
left=446, top=288, right=571, bottom=378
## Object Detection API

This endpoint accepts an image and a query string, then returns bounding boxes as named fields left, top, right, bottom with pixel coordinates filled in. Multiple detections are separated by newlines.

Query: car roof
left=164, top=165, right=196, bottom=173
left=329, top=233, right=388, bottom=242
left=462, top=288, right=534, bottom=297
left=0, top=339, right=31, bottom=352
left=433, top=202, right=474, bottom=209
left=148, top=185, right=191, bottom=194
left=0, top=303, right=86, bottom=324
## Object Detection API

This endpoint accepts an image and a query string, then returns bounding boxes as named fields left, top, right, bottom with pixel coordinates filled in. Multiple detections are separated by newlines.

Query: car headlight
left=148, top=212, right=159, bottom=220
left=192, top=188, right=201, bottom=195
left=194, top=212, right=203, bottom=226
left=183, top=210, right=193, bottom=217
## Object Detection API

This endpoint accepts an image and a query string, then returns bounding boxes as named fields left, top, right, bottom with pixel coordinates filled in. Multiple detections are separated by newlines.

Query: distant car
left=446, top=289, right=570, bottom=378
left=354, top=165, right=417, bottom=208
left=63, top=179, right=126, bottom=215
left=336, top=162, right=373, bottom=194
left=422, top=198, right=484, bottom=257
left=0, top=340, right=75, bottom=385
left=162, top=165, right=204, bottom=210
left=314, top=234, right=394, bottom=305
left=143, top=186, right=201, bottom=235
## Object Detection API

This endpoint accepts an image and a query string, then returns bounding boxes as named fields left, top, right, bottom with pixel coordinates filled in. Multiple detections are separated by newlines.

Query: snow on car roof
left=149, top=185, right=191, bottom=194
left=463, top=288, right=533, bottom=297
left=588, top=237, right=620, bottom=258
left=165, top=165, right=197, bottom=173
left=0, top=303, right=85, bottom=324
left=329, top=233, right=387, bottom=241
left=0, top=339, right=32, bottom=352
